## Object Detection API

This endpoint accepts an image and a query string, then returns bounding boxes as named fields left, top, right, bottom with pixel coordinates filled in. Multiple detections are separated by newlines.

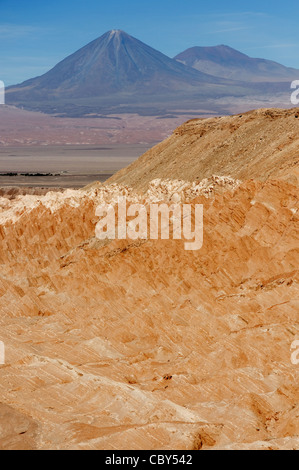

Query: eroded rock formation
left=0, top=109, right=298, bottom=450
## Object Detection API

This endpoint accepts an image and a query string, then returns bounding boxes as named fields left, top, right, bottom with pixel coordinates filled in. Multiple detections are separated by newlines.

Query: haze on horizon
left=0, top=0, right=299, bottom=86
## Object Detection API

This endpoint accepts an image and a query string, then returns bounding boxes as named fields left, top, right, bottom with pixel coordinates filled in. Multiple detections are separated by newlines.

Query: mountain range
left=6, top=30, right=297, bottom=117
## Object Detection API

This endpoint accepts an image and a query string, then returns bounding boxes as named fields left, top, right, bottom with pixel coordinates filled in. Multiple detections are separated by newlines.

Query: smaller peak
left=199, top=45, right=235, bottom=51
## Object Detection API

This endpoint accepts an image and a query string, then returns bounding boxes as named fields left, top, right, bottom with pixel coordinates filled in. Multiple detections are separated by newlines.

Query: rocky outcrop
left=107, top=108, right=299, bottom=190
left=0, top=173, right=298, bottom=449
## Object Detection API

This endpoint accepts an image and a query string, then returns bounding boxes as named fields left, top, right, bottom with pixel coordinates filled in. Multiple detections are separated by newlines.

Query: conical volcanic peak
left=7, top=30, right=217, bottom=99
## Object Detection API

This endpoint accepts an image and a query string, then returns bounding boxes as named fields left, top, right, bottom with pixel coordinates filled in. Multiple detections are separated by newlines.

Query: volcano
left=8, top=30, right=221, bottom=98
left=6, top=30, right=230, bottom=115
left=6, top=31, right=291, bottom=116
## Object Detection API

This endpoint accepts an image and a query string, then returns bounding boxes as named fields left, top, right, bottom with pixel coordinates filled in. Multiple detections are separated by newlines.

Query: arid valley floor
left=0, top=108, right=298, bottom=450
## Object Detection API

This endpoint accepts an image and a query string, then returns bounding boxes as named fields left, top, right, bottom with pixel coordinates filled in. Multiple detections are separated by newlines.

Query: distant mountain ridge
left=5, top=31, right=294, bottom=117
left=175, top=45, right=299, bottom=82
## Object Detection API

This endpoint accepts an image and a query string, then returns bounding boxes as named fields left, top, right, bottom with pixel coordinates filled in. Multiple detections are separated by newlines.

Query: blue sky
left=0, top=0, right=299, bottom=85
